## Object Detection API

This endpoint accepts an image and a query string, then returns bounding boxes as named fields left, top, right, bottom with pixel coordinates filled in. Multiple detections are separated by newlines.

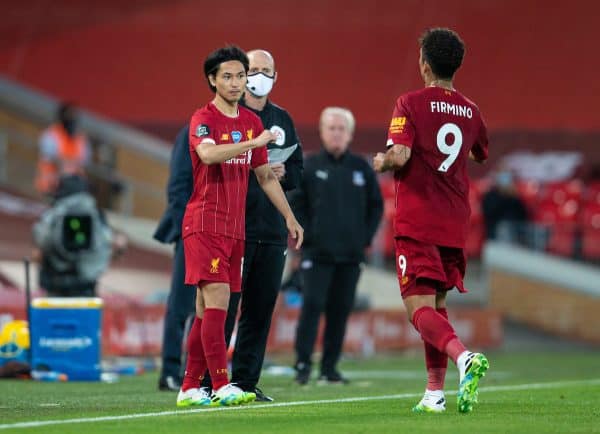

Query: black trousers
left=232, top=242, right=287, bottom=390
left=160, top=239, right=196, bottom=380
left=294, top=262, right=361, bottom=375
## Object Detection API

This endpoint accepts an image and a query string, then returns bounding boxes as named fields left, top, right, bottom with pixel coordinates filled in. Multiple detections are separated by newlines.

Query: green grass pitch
left=1, top=352, right=598, bottom=433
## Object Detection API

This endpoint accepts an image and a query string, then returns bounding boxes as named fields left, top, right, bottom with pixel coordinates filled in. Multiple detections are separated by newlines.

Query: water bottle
left=108, top=365, right=141, bottom=376
left=31, top=370, right=68, bottom=382
left=100, top=372, right=119, bottom=383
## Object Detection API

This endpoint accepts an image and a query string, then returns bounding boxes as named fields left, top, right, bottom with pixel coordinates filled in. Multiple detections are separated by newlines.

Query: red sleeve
left=250, top=117, right=268, bottom=168
left=189, top=110, right=216, bottom=153
left=386, top=95, right=415, bottom=148
left=471, top=115, right=489, bottom=161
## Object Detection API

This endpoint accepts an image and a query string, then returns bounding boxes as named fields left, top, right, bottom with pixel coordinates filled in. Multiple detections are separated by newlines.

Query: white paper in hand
left=268, top=144, right=298, bottom=164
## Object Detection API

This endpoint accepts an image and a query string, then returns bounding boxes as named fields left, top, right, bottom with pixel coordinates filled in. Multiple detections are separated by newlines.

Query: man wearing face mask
left=36, top=103, right=91, bottom=196
left=221, top=49, right=304, bottom=402
left=290, top=107, right=383, bottom=385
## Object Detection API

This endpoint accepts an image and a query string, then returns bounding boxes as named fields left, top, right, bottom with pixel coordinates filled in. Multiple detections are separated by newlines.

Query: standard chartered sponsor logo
left=39, top=337, right=93, bottom=350
left=225, top=150, right=252, bottom=165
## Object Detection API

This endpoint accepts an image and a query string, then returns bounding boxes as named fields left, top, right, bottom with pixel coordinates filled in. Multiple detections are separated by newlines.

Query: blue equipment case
left=30, top=297, right=103, bottom=381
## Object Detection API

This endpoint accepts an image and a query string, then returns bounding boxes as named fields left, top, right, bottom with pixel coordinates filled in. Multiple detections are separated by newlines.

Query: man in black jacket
left=227, top=49, right=304, bottom=401
left=290, top=107, right=383, bottom=385
left=154, top=126, right=195, bottom=391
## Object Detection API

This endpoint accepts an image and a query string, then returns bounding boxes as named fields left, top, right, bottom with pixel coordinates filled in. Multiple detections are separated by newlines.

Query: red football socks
left=445, top=337, right=467, bottom=364
left=201, top=308, right=229, bottom=391
left=423, top=307, right=449, bottom=390
left=412, top=306, right=456, bottom=352
left=181, top=316, right=207, bottom=391
left=412, top=305, right=468, bottom=366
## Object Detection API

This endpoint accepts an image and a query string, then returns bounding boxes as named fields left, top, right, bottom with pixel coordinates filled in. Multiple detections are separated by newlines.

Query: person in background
left=481, top=170, right=528, bottom=242
left=154, top=126, right=205, bottom=391
left=291, top=107, right=383, bottom=385
left=36, top=103, right=91, bottom=197
left=223, top=49, right=303, bottom=402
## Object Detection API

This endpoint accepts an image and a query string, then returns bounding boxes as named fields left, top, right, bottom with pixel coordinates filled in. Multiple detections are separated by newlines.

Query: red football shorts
left=183, top=231, right=244, bottom=292
left=394, top=236, right=467, bottom=298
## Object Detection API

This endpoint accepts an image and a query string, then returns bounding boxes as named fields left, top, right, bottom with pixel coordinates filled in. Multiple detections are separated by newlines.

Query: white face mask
left=246, top=72, right=274, bottom=97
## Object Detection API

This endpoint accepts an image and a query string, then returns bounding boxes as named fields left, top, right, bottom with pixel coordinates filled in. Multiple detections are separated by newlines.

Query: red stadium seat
left=515, top=179, right=541, bottom=215
left=534, top=202, right=558, bottom=224
left=581, top=203, right=600, bottom=260
left=466, top=179, right=487, bottom=258
left=534, top=201, right=580, bottom=257
left=581, top=229, right=600, bottom=259
left=539, top=179, right=583, bottom=206
left=584, top=181, right=600, bottom=205
left=548, top=225, right=577, bottom=257
left=557, top=199, right=580, bottom=222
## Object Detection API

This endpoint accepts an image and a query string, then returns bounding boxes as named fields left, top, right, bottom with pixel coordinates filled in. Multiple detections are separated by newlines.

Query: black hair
left=203, top=45, right=249, bottom=93
left=419, top=28, right=465, bottom=80
left=57, top=102, right=75, bottom=123
left=57, top=102, right=78, bottom=135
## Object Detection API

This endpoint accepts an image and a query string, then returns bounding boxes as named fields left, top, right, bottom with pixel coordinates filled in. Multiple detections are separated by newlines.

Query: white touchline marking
left=0, top=379, right=599, bottom=430
left=337, top=370, right=513, bottom=380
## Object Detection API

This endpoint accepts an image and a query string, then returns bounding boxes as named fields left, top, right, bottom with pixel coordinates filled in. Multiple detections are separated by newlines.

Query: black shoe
left=253, top=387, right=274, bottom=402
left=294, top=362, right=311, bottom=385
left=158, top=375, right=181, bottom=391
left=317, top=371, right=349, bottom=385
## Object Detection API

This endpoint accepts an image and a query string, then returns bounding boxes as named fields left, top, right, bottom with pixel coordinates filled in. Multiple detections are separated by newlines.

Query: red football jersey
left=386, top=87, right=489, bottom=248
left=183, top=102, right=268, bottom=240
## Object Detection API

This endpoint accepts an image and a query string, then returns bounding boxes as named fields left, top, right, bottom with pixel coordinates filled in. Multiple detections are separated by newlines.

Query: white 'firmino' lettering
left=430, top=101, right=473, bottom=118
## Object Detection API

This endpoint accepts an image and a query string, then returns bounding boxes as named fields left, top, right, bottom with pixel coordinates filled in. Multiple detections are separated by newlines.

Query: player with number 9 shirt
left=373, top=28, right=489, bottom=414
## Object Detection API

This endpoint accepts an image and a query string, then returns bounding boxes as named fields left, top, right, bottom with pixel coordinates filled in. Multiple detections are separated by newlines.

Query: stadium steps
left=0, top=74, right=171, bottom=220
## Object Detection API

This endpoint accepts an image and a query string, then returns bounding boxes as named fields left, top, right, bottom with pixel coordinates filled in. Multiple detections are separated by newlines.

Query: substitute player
left=177, top=45, right=303, bottom=407
left=373, top=28, right=489, bottom=413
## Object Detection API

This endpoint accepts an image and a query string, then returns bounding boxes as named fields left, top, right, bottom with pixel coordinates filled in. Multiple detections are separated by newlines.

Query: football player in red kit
left=373, top=28, right=489, bottom=413
left=177, top=45, right=303, bottom=407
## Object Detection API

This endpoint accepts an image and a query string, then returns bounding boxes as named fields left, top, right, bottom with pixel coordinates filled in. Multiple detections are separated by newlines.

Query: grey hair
left=320, top=107, right=355, bottom=135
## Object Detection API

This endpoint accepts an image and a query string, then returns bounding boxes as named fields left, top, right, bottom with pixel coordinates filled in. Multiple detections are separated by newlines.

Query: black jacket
left=290, top=149, right=383, bottom=263
left=153, top=126, right=193, bottom=244
left=242, top=99, right=303, bottom=245
left=481, top=188, right=528, bottom=239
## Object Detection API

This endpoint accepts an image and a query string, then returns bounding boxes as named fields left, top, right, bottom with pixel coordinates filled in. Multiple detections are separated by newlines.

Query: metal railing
left=492, top=220, right=599, bottom=264
left=0, top=74, right=170, bottom=217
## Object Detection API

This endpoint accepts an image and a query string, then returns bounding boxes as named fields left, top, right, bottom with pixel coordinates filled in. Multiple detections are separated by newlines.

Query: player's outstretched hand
left=286, top=216, right=304, bottom=249
left=254, top=130, right=277, bottom=148
left=373, top=152, right=386, bottom=173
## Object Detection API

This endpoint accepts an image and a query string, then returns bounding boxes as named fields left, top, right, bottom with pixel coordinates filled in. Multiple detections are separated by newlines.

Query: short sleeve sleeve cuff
left=386, top=96, right=415, bottom=149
